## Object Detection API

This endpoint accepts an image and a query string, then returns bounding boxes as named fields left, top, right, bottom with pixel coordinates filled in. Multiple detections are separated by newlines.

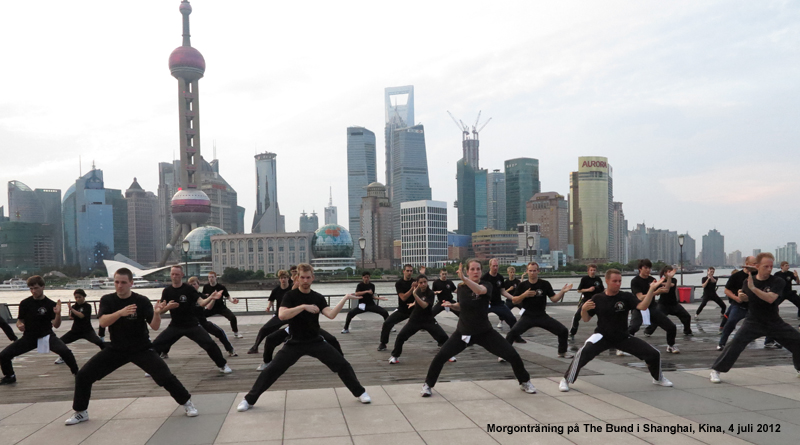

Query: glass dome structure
left=183, top=226, right=227, bottom=260
left=311, top=224, right=354, bottom=258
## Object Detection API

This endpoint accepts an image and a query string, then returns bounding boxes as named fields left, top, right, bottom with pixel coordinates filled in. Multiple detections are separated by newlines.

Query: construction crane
left=447, top=111, right=470, bottom=140
left=448, top=110, right=493, bottom=140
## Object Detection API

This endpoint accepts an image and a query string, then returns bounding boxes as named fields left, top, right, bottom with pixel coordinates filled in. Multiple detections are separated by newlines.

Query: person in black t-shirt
left=502, top=266, right=522, bottom=313
left=237, top=263, right=371, bottom=411
left=432, top=269, right=459, bottom=317
left=389, top=275, right=450, bottom=363
left=569, top=264, right=605, bottom=341
left=719, top=256, right=757, bottom=349
left=482, top=259, right=517, bottom=330
left=504, top=262, right=573, bottom=357
left=421, top=260, right=537, bottom=397
left=627, top=259, right=679, bottom=353
left=710, top=253, right=800, bottom=383
left=66, top=268, right=197, bottom=425
left=695, top=267, right=726, bottom=319
left=378, top=265, right=416, bottom=351
left=774, top=261, right=800, bottom=319
left=560, top=269, right=672, bottom=392
left=152, top=266, right=231, bottom=373
left=202, top=271, right=242, bottom=338
left=187, top=277, right=236, bottom=356
left=248, top=270, right=294, bottom=353
left=644, top=266, right=693, bottom=337
left=343, top=271, right=389, bottom=333
left=55, top=289, right=105, bottom=364
left=0, top=275, right=79, bottom=384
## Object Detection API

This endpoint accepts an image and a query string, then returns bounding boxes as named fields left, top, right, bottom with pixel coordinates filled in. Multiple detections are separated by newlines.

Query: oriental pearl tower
left=159, top=0, right=212, bottom=266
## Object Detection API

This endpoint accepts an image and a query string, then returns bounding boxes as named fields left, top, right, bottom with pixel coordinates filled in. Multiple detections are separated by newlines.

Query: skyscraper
left=252, top=152, right=285, bottom=234
left=125, top=178, right=160, bottom=265
left=610, top=201, right=627, bottom=263
left=346, top=126, right=376, bottom=252
left=299, top=211, right=319, bottom=233
left=324, top=188, right=338, bottom=226
left=701, top=229, right=725, bottom=266
left=359, top=182, right=393, bottom=269
left=526, top=192, right=568, bottom=254
left=8, top=181, right=62, bottom=266
left=456, top=160, right=476, bottom=235
left=504, top=158, right=540, bottom=230
left=569, top=156, right=612, bottom=263
left=390, top=124, right=432, bottom=240
left=474, top=169, right=488, bottom=232
left=487, top=170, right=506, bottom=231
left=776, top=242, right=798, bottom=265
left=400, top=200, right=447, bottom=268
left=680, top=233, right=696, bottom=266
left=384, top=86, right=414, bottom=192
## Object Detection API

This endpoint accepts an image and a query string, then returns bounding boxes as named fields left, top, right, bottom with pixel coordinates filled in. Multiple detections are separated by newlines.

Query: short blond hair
left=297, top=263, right=314, bottom=274
left=756, top=252, right=775, bottom=264
left=188, top=276, right=200, bottom=285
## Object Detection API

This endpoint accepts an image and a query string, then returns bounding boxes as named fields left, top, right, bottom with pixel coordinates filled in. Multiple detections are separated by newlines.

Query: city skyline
left=1, top=1, right=798, bottom=255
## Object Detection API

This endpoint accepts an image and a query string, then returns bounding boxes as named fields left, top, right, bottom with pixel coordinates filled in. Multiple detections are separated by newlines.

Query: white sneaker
left=389, top=356, right=399, bottom=364
left=693, top=314, right=699, bottom=320
left=616, top=349, right=625, bottom=356
left=228, top=350, right=238, bottom=357
left=256, top=362, right=269, bottom=371
left=448, top=356, right=457, bottom=362
left=184, top=400, right=198, bottom=417
left=64, top=410, right=88, bottom=425
left=341, top=329, right=349, bottom=334
left=520, top=381, right=537, bottom=394
left=666, top=345, right=680, bottom=354
left=653, top=376, right=673, bottom=387
left=392, top=328, right=397, bottom=332
left=497, top=321, right=503, bottom=329
left=558, top=353, right=574, bottom=359
left=219, top=364, right=233, bottom=374
left=710, top=370, right=721, bottom=383
left=54, top=357, right=65, bottom=365
left=716, top=345, right=724, bottom=351
left=358, top=392, right=371, bottom=404
left=237, top=399, right=251, bottom=412
left=234, top=333, right=244, bottom=339
left=144, top=373, right=151, bottom=377
left=498, top=357, right=506, bottom=362
left=421, top=383, right=432, bottom=397
left=643, top=333, right=651, bottom=337
left=559, top=378, right=570, bottom=392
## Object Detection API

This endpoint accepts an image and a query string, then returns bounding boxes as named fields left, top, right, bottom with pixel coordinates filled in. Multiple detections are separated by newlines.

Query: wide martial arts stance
left=389, top=275, right=450, bottom=364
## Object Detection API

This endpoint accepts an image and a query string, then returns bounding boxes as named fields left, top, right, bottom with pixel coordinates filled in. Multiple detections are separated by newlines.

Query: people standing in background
left=695, top=267, right=726, bottom=319
left=203, top=271, right=242, bottom=338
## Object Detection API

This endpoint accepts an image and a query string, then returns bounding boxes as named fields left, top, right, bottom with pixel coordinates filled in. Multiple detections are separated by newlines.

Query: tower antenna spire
left=329, top=186, right=333, bottom=206
left=180, top=0, right=192, bottom=46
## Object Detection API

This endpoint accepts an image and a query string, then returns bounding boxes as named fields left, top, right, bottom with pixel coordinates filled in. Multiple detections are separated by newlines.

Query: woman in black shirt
left=389, top=275, right=450, bottom=363
left=643, top=266, right=693, bottom=337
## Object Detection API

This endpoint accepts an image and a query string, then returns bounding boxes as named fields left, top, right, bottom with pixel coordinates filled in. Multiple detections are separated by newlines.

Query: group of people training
left=1, top=253, right=799, bottom=425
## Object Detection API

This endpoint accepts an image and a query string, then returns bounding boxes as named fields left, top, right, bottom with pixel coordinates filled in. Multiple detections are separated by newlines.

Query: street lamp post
left=358, top=237, right=366, bottom=272
left=181, top=239, right=190, bottom=277
left=527, top=236, right=534, bottom=264
left=678, top=235, right=685, bottom=286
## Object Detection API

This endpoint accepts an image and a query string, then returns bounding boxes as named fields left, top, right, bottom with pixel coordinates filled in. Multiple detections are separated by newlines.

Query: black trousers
left=487, top=303, right=517, bottom=328
left=73, top=347, right=190, bottom=411
left=570, top=296, right=590, bottom=336
left=245, top=339, right=364, bottom=405
left=205, top=303, right=238, bottom=333
left=152, top=324, right=227, bottom=367
left=0, top=333, right=79, bottom=376
left=380, top=310, right=410, bottom=345
left=344, top=304, right=389, bottom=330
left=97, top=326, right=105, bottom=338
left=61, top=329, right=105, bottom=349
left=263, top=328, right=342, bottom=364
left=506, top=314, right=568, bottom=354
left=425, top=329, right=530, bottom=387
left=251, top=316, right=286, bottom=351
left=645, top=303, right=692, bottom=336
left=164, top=320, right=234, bottom=354
left=564, top=335, right=662, bottom=383
left=719, top=305, right=747, bottom=347
left=432, top=302, right=459, bottom=317
left=713, top=318, right=800, bottom=373
left=696, top=293, right=726, bottom=316
left=629, top=308, right=676, bottom=346
left=765, top=293, right=800, bottom=344
left=391, top=319, right=449, bottom=357
left=0, top=318, right=17, bottom=341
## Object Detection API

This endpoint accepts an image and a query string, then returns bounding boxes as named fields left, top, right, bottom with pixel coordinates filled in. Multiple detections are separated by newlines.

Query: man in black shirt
left=0, top=276, right=79, bottom=384
left=237, top=263, right=371, bottom=411
left=389, top=275, right=450, bottom=363
left=343, top=271, right=389, bottom=333
left=55, top=289, right=105, bottom=364
left=644, top=266, right=693, bottom=337
left=378, top=264, right=416, bottom=351
left=695, top=267, right=726, bottom=319
left=774, top=261, right=800, bottom=319
left=504, top=262, right=573, bottom=357
left=152, top=266, right=231, bottom=373
left=560, top=269, right=672, bottom=392
left=628, top=259, right=678, bottom=353
left=502, top=266, right=522, bottom=314
left=66, top=268, right=197, bottom=425
left=432, top=269, right=459, bottom=317
left=719, top=256, right=757, bottom=350
left=248, top=270, right=293, bottom=353
left=710, top=253, right=800, bottom=383
left=569, top=264, right=605, bottom=341
left=482, top=259, right=517, bottom=331
left=202, top=271, right=242, bottom=338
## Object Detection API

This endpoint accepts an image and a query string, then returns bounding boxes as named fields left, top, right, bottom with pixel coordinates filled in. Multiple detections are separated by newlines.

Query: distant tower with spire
left=324, top=187, right=338, bottom=225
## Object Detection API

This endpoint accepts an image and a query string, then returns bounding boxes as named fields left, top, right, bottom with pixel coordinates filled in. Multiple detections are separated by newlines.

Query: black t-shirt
left=395, top=279, right=415, bottom=313
left=356, top=282, right=376, bottom=305
left=743, top=275, right=785, bottom=324
left=269, top=285, right=292, bottom=309
left=515, top=279, right=555, bottom=315
left=202, top=283, right=231, bottom=306
left=455, top=281, right=494, bottom=335
left=658, top=278, right=679, bottom=306
left=99, top=292, right=154, bottom=352
left=630, top=275, right=656, bottom=309
left=774, top=271, right=797, bottom=297
left=480, top=272, right=505, bottom=305
left=503, top=278, right=522, bottom=298
left=162, top=284, right=200, bottom=328
left=432, top=279, right=457, bottom=303
left=70, top=302, right=93, bottom=332
left=588, top=291, right=641, bottom=343
left=578, top=275, right=605, bottom=300
left=18, top=296, right=56, bottom=338
left=725, top=271, right=749, bottom=309
left=701, top=276, right=719, bottom=296
left=410, top=288, right=436, bottom=322
left=281, top=289, right=329, bottom=343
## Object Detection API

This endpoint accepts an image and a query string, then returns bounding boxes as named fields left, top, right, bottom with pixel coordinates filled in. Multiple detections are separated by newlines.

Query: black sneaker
left=514, top=338, right=527, bottom=344
left=0, top=375, right=16, bottom=385
left=377, top=343, right=387, bottom=351
left=764, top=341, right=776, bottom=349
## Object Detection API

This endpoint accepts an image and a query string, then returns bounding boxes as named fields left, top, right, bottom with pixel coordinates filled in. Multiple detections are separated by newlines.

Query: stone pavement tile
left=283, top=437, right=353, bottom=445
left=506, top=395, right=595, bottom=424
left=551, top=420, right=648, bottom=445
left=341, top=404, right=413, bottom=436
left=659, top=371, right=718, bottom=389
left=686, top=368, right=788, bottom=386
left=541, top=377, right=611, bottom=395
left=336, top=385, right=392, bottom=406
left=82, top=417, right=166, bottom=445
left=0, top=400, right=72, bottom=425
left=0, top=404, right=30, bottom=422
left=588, top=392, right=674, bottom=418
left=581, top=373, right=674, bottom=393
left=646, top=415, right=753, bottom=445
left=170, top=393, right=237, bottom=416
left=769, top=365, right=800, bottom=375
left=229, top=390, right=286, bottom=412
left=115, top=396, right=183, bottom=419
left=689, top=386, right=800, bottom=411
left=383, top=383, right=442, bottom=404
left=451, top=399, right=534, bottom=426
left=433, top=381, right=496, bottom=401
left=626, top=421, right=706, bottom=445
left=215, top=407, right=284, bottom=443
left=581, top=359, right=641, bottom=375
left=351, top=431, right=425, bottom=445
left=0, top=423, right=46, bottom=445
left=418, top=426, right=497, bottom=445
left=146, top=413, right=226, bottom=445
left=215, top=441, right=281, bottom=445
left=687, top=411, right=800, bottom=445
left=474, top=379, right=576, bottom=400
left=558, top=395, right=639, bottom=421
left=17, top=417, right=105, bottom=445
left=286, top=387, right=340, bottom=410
left=396, top=401, right=476, bottom=431
left=756, top=408, right=800, bottom=427
left=84, top=397, right=136, bottom=420
left=623, top=389, right=744, bottom=416
left=283, top=407, right=349, bottom=440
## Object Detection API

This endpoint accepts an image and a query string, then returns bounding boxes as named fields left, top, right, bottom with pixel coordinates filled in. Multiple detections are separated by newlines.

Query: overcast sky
left=1, top=0, right=798, bottom=257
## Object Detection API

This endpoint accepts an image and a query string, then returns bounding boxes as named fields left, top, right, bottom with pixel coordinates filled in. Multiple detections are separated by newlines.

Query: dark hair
left=362, top=271, right=371, bottom=277
left=403, top=264, right=413, bottom=271
left=416, top=275, right=428, bottom=282
left=26, top=275, right=45, bottom=287
left=115, top=268, right=134, bottom=281
left=659, top=265, right=674, bottom=277
left=290, top=265, right=298, bottom=271
left=73, top=289, right=87, bottom=298
left=587, top=264, right=598, bottom=270
left=637, top=259, right=652, bottom=270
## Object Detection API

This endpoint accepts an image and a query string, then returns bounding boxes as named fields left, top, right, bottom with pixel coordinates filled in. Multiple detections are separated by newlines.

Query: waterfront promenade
left=1, top=302, right=799, bottom=444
